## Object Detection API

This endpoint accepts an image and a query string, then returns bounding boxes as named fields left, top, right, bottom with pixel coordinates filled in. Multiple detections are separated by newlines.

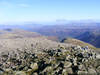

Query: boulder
left=78, top=71, right=88, bottom=75
left=30, top=63, right=38, bottom=72
left=65, top=68, right=73, bottom=74
left=88, top=69, right=97, bottom=75
left=15, top=71, right=26, bottom=75
left=96, top=66, right=100, bottom=74
left=64, top=61, right=72, bottom=68
left=0, top=68, right=4, bottom=75
left=62, top=69, right=68, bottom=75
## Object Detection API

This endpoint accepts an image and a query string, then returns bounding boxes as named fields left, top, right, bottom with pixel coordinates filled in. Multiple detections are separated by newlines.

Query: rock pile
left=0, top=45, right=99, bottom=75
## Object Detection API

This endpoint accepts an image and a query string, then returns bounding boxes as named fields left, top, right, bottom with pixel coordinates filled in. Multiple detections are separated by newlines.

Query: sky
left=0, top=0, right=100, bottom=24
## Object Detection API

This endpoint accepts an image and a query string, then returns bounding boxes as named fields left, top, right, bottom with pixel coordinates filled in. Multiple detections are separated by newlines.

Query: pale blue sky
left=0, top=0, right=100, bottom=24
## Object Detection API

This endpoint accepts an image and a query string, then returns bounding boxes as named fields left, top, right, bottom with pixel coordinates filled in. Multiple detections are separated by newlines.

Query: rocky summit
left=0, top=40, right=100, bottom=75
left=0, top=31, right=99, bottom=75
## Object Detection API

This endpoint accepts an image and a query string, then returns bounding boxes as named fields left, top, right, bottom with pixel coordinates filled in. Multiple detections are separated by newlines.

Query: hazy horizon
left=0, top=0, right=100, bottom=24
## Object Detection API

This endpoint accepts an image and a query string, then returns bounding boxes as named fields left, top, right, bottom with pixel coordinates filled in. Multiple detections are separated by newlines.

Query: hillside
left=77, top=31, right=100, bottom=48
left=28, top=23, right=100, bottom=48
left=0, top=29, right=59, bottom=42
left=1, top=23, right=100, bottom=48
left=61, top=38, right=97, bottom=50
left=0, top=29, right=41, bottom=39
left=0, top=37, right=72, bottom=53
left=0, top=35, right=100, bottom=75
left=0, top=29, right=99, bottom=75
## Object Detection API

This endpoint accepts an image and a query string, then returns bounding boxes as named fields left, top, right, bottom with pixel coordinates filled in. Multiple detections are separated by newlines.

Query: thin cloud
left=0, top=1, right=11, bottom=6
left=18, top=4, right=30, bottom=8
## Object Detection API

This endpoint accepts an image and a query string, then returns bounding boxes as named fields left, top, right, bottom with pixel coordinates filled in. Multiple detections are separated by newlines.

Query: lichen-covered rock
left=0, top=68, right=4, bottom=75
left=65, top=68, right=73, bottom=74
left=78, top=64, right=86, bottom=71
left=4, top=69, right=14, bottom=75
left=0, top=45, right=99, bottom=75
left=42, top=66, right=53, bottom=75
left=88, top=69, right=97, bottom=75
left=78, top=71, right=88, bottom=75
left=64, top=61, right=72, bottom=68
left=15, top=71, right=26, bottom=75
left=30, top=63, right=38, bottom=72
left=96, top=66, right=100, bottom=74
left=62, top=69, right=68, bottom=75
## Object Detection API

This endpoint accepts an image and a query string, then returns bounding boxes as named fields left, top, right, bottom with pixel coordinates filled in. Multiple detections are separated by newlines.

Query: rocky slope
left=0, top=37, right=72, bottom=53
left=0, top=29, right=99, bottom=75
left=0, top=37, right=100, bottom=75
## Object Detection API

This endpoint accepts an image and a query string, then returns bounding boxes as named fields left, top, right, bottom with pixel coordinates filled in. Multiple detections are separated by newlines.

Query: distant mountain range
left=77, top=31, right=100, bottom=48
left=0, top=21, right=100, bottom=48
left=27, top=22, right=100, bottom=48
